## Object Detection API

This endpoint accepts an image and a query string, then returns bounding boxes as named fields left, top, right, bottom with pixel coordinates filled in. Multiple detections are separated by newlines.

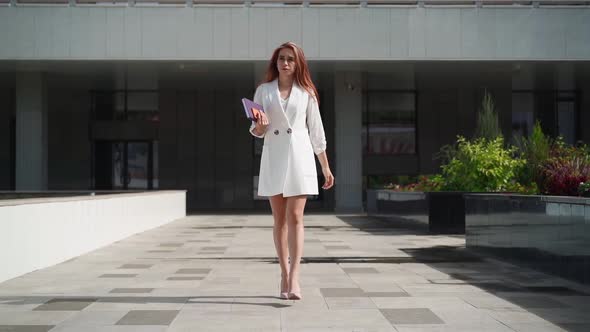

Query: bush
left=439, top=136, right=525, bottom=192
left=388, top=175, right=443, bottom=192
left=540, top=139, right=590, bottom=196
left=415, top=174, right=444, bottom=192
left=580, top=182, right=590, bottom=197
left=513, top=121, right=550, bottom=192
left=473, top=90, right=502, bottom=141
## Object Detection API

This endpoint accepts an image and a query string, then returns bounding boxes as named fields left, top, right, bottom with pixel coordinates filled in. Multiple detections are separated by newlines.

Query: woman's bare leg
left=286, top=195, right=307, bottom=297
left=269, top=194, right=289, bottom=293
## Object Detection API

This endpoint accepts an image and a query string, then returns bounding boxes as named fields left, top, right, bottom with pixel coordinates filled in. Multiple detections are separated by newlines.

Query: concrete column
left=334, top=71, right=363, bottom=212
left=16, top=72, right=48, bottom=190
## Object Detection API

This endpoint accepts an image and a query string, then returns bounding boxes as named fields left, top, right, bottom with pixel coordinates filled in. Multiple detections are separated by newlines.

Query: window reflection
left=363, top=91, right=416, bottom=155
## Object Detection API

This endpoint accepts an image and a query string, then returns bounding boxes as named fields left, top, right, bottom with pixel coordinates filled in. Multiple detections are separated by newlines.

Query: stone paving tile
left=526, top=286, right=588, bottom=296
left=320, top=288, right=366, bottom=297
left=174, top=269, right=211, bottom=274
left=281, top=309, right=395, bottom=330
left=200, top=247, right=227, bottom=251
left=49, top=325, right=168, bottom=332
left=342, top=267, right=379, bottom=274
left=325, top=297, right=376, bottom=309
left=507, top=322, right=568, bottom=332
left=116, top=310, right=179, bottom=325
left=57, top=310, right=129, bottom=326
left=394, top=324, right=517, bottom=332
left=109, top=289, right=154, bottom=294
left=157, top=243, right=183, bottom=248
left=33, top=298, right=96, bottom=311
left=98, top=274, right=137, bottom=278
left=557, top=323, right=590, bottom=332
left=506, top=296, right=570, bottom=309
left=118, top=264, right=152, bottom=269
left=168, top=310, right=280, bottom=331
left=366, top=292, right=410, bottom=297
left=0, top=311, right=75, bottom=325
left=0, top=326, right=54, bottom=332
left=166, top=277, right=204, bottom=281
left=379, top=308, right=444, bottom=324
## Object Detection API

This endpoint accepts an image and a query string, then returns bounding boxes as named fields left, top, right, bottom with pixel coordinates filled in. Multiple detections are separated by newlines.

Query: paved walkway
left=1, top=214, right=590, bottom=332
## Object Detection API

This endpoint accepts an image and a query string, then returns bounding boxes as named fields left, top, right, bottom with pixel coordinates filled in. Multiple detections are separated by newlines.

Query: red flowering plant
left=389, top=175, right=444, bottom=192
left=540, top=139, right=590, bottom=196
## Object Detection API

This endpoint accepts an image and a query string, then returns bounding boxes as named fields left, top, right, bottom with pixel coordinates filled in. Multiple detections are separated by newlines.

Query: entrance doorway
left=93, top=141, right=158, bottom=190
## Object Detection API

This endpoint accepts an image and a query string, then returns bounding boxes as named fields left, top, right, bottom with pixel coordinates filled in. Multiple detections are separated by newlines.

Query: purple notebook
left=241, top=98, right=265, bottom=122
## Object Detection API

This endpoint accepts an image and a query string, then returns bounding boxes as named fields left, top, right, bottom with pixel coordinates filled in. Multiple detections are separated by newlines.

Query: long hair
left=260, top=41, right=319, bottom=105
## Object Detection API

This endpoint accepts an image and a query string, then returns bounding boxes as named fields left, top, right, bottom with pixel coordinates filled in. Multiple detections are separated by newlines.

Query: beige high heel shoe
left=287, top=290, right=302, bottom=300
left=288, top=278, right=302, bottom=300
left=280, top=274, right=289, bottom=300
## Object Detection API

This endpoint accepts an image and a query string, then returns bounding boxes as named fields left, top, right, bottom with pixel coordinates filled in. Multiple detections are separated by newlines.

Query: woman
left=249, top=42, right=334, bottom=300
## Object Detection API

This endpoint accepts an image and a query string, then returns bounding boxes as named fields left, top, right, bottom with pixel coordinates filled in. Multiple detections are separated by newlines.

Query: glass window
left=126, top=92, right=159, bottom=121
left=511, top=90, right=578, bottom=144
left=363, top=91, right=416, bottom=155
left=557, top=92, right=577, bottom=145
left=512, top=92, right=534, bottom=138
left=127, top=142, right=149, bottom=189
left=92, top=91, right=159, bottom=122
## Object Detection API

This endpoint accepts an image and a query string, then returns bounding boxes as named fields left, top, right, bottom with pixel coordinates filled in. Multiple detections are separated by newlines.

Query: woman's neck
left=278, top=75, right=294, bottom=89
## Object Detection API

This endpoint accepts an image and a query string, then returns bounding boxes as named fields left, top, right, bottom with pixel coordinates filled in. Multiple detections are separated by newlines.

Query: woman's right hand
left=254, top=111, right=269, bottom=134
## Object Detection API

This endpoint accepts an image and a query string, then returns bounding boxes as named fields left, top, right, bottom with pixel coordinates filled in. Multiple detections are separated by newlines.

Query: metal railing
left=2, top=0, right=589, bottom=7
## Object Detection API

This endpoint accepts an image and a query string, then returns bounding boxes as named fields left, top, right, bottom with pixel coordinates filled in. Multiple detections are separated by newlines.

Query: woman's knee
left=274, top=214, right=288, bottom=227
left=286, top=209, right=304, bottom=225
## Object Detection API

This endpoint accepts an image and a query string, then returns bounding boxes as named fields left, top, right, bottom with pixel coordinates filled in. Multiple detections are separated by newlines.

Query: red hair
left=260, top=41, right=319, bottom=105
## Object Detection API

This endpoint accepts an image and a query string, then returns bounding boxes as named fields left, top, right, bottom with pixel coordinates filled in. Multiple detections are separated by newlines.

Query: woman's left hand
left=322, top=167, right=334, bottom=190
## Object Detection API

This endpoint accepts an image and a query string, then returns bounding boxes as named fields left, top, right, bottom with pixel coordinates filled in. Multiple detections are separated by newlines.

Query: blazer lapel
left=273, top=79, right=291, bottom=127
left=285, top=82, right=302, bottom=124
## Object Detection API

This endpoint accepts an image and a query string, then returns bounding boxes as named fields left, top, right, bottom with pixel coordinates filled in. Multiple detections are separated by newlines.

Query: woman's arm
left=249, top=85, right=268, bottom=138
left=306, top=94, right=327, bottom=154
left=316, top=150, right=334, bottom=190
left=306, top=94, right=334, bottom=189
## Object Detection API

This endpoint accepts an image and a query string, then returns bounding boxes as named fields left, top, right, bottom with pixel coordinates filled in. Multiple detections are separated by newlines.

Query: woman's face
left=277, top=48, right=296, bottom=78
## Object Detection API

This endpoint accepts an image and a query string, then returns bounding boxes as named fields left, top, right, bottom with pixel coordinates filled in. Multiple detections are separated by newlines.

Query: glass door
left=93, top=141, right=158, bottom=190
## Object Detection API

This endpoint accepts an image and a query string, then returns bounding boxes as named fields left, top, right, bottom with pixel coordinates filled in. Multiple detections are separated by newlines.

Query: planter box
left=465, top=193, right=590, bottom=284
left=367, top=190, right=465, bottom=234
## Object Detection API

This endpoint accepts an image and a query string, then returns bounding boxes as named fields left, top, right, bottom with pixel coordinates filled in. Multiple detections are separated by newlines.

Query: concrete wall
left=0, top=6, right=588, bottom=61
left=0, top=191, right=186, bottom=283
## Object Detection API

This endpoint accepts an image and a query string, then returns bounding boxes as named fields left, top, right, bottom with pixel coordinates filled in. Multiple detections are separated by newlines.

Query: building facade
left=0, top=1, right=589, bottom=212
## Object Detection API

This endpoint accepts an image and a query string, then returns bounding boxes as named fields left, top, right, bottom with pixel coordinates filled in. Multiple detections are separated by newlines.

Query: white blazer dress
left=249, top=78, right=327, bottom=197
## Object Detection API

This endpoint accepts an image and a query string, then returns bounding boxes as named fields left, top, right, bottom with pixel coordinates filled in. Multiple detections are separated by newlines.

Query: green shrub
left=513, top=121, right=550, bottom=192
left=473, top=90, right=502, bottom=141
left=415, top=174, right=444, bottom=192
left=440, top=136, right=525, bottom=192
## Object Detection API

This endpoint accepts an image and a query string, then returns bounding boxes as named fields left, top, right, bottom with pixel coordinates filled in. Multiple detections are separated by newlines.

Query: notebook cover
left=241, top=98, right=265, bottom=122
